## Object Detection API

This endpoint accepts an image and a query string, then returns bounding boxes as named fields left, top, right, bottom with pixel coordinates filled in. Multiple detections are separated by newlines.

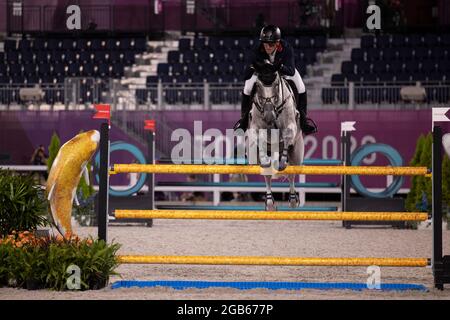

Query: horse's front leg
left=264, top=175, right=276, bottom=211
left=288, top=174, right=299, bottom=208
left=278, top=125, right=297, bottom=171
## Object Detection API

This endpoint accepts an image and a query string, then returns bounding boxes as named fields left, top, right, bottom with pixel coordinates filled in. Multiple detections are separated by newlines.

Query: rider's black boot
left=233, top=93, right=252, bottom=131
left=295, top=90, right=317, bottom=136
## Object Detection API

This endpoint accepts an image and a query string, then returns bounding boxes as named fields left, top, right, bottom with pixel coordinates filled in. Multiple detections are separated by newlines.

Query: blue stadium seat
left=197, top=50, right=213, bottom=63
left=123, top=51, right=135, bottom=64
left=191, top=75, right=204, bottom=83
left=119, top=38, right=131, bottom=50
left=47, top=39, right=61, bottom=51
left=206, top=74, right=220, bottom=83
left=33, top=38, right=46, bottom=51
left=422, top=60, right=438, bottom=73
left=313, top=35, right=327, bottom=49
left=6, top=51, right=19, bottom=64
left=361, top=35, right=374, bottom=48
left=376, top=35, right=390, bottom=48
left=193, top=38, right=206, bottom=50
left=383, top=48, right=399, bottom=61
left=67, top=63, right=81, bottom=76
left=105, top=39, right=118, bottom=50
left=412, top=73, right=427, bottom=82
left=78, top=51, right=92, bottom=63
left=26, top=75, right=40, bottom=84
left=378, top=73, right=394, bottom=84
left=390, top=61, right=403, bottom=73
left=409, top=35, right=425, bottom=47
left=187, top=64, right=199, bottom=76
left=399, top=47, right=412, bottom=60
left=168, top=51, right=180, bottom=64
left=373, top=61, right=387, bottom=74
left=392, top=34, right=406, bottom=47
left=111, top=64, right=124, bottom=77
left=38, top=63, right=51, bottom=75
left=94, top=51, right=107, bottom=63
left=346, top=74, right=361, bottom=83
left=182, top=51, right=195, bottom=64
left=11, top=74, right=25, bottom=84
left=109, top=51, right=122, bottom=63
left=133, top=38, right=147, bottom=51
left=362, top=74, right=377, bottom=85
left=331, top=74, right=345, bottom=85
left=441, top=34, right=450, bottom=47
left=62, top=39, right=75, bottom=51
left=0, top=76, right=9, bottom=84
left=36, top=51, right=48, bottom=64
left=9, top=64, right=22, bottom=76
left=413, top=47, right=430, bottom=60
left=351, top=48, right=363, bottom=61
left=367, top=48, right=381, bottom=61
left=90, top=39, right=102, bottom=51
left=52, top=63, right=65, bottom=76
left=23, top=64, right=37, bottom=75
left=97, top=63, right=110, bottom=77
left=0, top=64, right=7, bottom=76
left=341, top=61, right=355, bottom=75
left=4, top=39, right=16, bottom=51
left=21, top=51, right=34, bottom=64
left=146, top=75, right=158, bottom=84
left=76, top=39, right=88, bottom=50
left=424, top=34, right=439, bottom=47
left=214, top=49, right=228, bottom=62
left=178, top=38, right=191, bottom=51
left=82, top=63, right=95, bottom=76
left=63, top=51, right=77, bottom=63
left=49, top=51, right=63, bottom=63
left=19, top=39, right=31, bottom=51
left=395, top=73, right=412, bottom=84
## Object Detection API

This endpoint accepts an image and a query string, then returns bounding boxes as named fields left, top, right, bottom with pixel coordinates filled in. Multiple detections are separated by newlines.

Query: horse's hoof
left=265, top=194, right=276, bottom=211
left=260, top=156, right=271, bottom=168
left=289, top=193, right=300, bottom=208
left=278, top=156, right=288, bottom=171
left=265, top=201, right=277, bottom=211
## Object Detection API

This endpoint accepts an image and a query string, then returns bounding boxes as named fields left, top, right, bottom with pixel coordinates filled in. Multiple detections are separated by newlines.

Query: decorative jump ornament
left=46, top=130, right=100, bottom=236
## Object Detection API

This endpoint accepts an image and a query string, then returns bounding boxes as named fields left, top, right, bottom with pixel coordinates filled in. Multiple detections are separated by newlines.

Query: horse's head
left=254, top=72, right=282, bottom=125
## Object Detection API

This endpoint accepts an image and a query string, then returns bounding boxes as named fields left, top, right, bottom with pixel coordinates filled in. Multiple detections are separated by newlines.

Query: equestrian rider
left=234, top=25, right=317, bottom=135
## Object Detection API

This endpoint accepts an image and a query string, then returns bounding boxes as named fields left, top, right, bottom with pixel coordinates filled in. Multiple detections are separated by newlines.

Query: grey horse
left=247, top=70, right=305, bottom=211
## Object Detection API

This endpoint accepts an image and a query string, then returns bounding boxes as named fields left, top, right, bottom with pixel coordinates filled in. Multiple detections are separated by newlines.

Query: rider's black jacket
left=244, top=39, right=296, bottom=80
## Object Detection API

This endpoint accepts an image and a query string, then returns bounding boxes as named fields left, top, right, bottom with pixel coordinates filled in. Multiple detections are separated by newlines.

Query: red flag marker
left=93, top=104, right=111, bottom=125
left=144, top=119, right=156, bottom=132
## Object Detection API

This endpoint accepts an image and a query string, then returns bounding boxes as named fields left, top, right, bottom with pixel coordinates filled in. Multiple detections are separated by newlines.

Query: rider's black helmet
left=259, top=25, right=281, bottom=43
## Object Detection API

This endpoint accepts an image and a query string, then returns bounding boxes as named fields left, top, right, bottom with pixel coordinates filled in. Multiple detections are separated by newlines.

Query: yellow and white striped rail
left=111, top=164, right=429, bottom=176
left=115, top=210, right=429, bottom=222
left=118, top=255, right=430, bottom=267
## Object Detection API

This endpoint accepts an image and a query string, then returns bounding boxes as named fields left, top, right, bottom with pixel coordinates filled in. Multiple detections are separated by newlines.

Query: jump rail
left=114, top=209, right=429, bottom=221
left=118, top=255, right=430, bottom=267
left=111, top=164, right=429, bottom=176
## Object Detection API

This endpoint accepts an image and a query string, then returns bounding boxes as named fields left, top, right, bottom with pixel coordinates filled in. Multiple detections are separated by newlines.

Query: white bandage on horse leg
left=243, top=74, right=258, bottom=95
left=284, top=69, right=306, bottom=94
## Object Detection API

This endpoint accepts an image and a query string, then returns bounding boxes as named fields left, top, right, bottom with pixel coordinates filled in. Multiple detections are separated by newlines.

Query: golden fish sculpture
left=46, top=130, right=100, bottom=236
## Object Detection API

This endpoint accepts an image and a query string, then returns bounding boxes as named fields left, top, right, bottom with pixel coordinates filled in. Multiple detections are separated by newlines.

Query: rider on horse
left=234, top=25, right=317, bottom=136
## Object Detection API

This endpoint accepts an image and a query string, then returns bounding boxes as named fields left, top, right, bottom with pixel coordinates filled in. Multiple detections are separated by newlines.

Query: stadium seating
left=323, top=34, right=450, bottom=104
left=138, top=35, right=327, bottom=105
left=0, top=37, right=146, bottom=104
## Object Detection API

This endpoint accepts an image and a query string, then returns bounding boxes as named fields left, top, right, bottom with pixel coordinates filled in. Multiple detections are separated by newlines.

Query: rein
left=253, top=74, right=290, bottom=119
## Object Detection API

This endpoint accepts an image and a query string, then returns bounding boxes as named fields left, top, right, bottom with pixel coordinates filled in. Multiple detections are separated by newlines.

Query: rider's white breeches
left=243, top=68, right=306, bottom=95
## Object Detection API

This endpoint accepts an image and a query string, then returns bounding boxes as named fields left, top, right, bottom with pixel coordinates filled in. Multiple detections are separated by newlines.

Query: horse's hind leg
left=288, top=174, right=299, bottom=208
left=264, top=175, right=276, bottom=211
